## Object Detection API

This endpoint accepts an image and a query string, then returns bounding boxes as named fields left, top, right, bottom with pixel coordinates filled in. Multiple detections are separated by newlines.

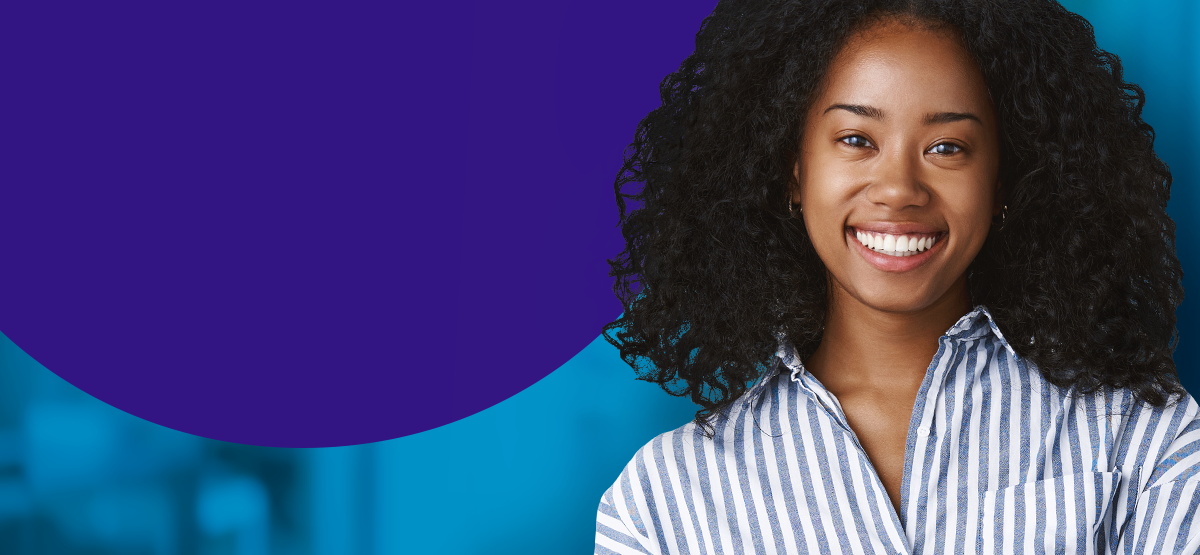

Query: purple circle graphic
left=0, top=1, right=714, bottom=446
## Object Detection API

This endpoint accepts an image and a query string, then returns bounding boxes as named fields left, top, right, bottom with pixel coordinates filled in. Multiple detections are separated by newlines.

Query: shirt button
left=917, top=426, right=930, bottom=436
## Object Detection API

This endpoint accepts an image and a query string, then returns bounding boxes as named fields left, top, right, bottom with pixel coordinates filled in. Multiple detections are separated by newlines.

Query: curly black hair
left=603, top=0, right=1185, bottom=433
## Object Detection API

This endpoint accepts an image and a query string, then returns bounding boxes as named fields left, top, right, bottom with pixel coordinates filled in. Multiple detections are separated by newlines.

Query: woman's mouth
left=847, top=227, right=945, bottom=272
left=853, top=229, right=941, bottom=257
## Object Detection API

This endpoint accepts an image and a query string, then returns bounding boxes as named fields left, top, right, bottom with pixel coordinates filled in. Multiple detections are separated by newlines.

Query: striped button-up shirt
left=595, top=306, right=1200, bottom=554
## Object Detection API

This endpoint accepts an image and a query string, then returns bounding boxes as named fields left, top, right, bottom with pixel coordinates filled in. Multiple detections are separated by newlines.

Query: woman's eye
left=929, top=143, right=962, bottom=155
left=839, top=135, right=873, bottom=148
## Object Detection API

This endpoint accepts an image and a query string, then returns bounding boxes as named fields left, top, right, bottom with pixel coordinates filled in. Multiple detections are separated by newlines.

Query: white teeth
left=854, top=229, right=939, bottom=257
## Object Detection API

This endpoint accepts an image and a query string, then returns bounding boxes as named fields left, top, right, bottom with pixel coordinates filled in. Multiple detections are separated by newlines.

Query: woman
left=595, top=1, right=1199, bottom=554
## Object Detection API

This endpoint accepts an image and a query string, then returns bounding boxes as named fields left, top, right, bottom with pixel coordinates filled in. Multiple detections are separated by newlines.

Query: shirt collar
left=775, top=304, right=1015, bottom=380
left=948, top=305, right=1017, bottom=356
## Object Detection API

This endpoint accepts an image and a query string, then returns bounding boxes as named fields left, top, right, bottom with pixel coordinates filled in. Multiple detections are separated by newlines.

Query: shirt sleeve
left=596, top=484, right=658, bottom=555
left=1114, top=408, right=1200, bottom=554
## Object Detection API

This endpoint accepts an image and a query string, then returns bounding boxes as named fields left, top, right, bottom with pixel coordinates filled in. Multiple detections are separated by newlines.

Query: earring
left=788, top=202, right=802, bottom=218
left=998, top=204, right=1008, bottom=230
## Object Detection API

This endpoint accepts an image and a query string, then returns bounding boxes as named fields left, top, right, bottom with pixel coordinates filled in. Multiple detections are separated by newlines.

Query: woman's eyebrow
left=824, top=103, right=884, bottom=120
left=923, top=111, right=982, bottom=125
left=822, top=104, right=982, bottom=127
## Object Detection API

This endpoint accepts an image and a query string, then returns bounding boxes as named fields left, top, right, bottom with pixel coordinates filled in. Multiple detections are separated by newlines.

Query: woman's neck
left=806, top=276, right=972, bottom=388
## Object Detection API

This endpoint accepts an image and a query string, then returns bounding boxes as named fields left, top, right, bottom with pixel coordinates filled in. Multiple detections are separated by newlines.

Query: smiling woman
left=596, top=1, right=1198, bottom=554
left=794, top=20, right=1003, bottom=511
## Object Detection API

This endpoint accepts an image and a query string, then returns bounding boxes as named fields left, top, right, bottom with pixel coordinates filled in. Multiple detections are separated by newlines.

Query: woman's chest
left=704, top=365, right=1136, bottom=555
left=834, top=388, right=917, bottom=513
left=698, top=394, right=1127, bottom=555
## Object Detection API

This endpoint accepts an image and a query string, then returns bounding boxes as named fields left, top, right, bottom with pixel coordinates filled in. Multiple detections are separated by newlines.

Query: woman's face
left=793, top=19, right=1001, bottom=316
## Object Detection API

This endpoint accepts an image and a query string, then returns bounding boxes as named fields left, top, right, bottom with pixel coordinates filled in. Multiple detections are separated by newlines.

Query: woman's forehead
left=814, top=20, right=993, bottom=123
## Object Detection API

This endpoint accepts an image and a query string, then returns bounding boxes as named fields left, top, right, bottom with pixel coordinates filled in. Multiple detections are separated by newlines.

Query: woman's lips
left=847, top=227, right=944, bottom=272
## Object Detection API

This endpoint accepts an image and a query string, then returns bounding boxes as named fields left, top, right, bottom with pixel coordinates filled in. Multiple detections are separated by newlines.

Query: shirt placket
left=787, top=330, right=966, bottom=555
left=790, top=368, right=914, bottom=554
left=902, top=334, right=963, bottom=552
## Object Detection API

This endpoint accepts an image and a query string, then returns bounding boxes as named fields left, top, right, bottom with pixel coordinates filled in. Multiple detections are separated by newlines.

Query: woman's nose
left=864, top=148, right=930, bottom=209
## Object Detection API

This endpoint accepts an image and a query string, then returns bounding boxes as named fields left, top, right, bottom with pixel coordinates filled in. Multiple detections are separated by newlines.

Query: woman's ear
left=792, top=161, right=803, bottom=205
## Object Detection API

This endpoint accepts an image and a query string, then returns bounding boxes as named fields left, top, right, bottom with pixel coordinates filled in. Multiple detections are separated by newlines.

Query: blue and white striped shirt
left=596, top=306, right=1200, bottom=554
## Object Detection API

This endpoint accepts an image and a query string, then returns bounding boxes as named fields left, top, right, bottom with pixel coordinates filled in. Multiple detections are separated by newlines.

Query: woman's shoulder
left=603, top=366, right=795, bottom=492
left=595, top=374, right=791, bottom=554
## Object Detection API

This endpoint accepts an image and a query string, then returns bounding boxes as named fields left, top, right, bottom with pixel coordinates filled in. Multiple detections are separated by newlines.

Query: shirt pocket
left=977, top=472, right=1121, bottom=555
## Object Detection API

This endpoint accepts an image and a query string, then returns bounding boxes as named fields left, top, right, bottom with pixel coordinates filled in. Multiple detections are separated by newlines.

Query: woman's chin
left=835, top=275, right=967, bottom=317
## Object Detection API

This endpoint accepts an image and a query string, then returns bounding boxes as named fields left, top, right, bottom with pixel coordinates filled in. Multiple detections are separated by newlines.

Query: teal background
left=0, top=333, right=695, bottom=553
left=0, top=0, right=1196, bottom=552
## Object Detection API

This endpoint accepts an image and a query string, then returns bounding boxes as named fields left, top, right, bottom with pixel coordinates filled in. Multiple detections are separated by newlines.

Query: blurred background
left=0, top=332, right=695, bottom=554
left=1, top=0, right=1196, bottom=553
